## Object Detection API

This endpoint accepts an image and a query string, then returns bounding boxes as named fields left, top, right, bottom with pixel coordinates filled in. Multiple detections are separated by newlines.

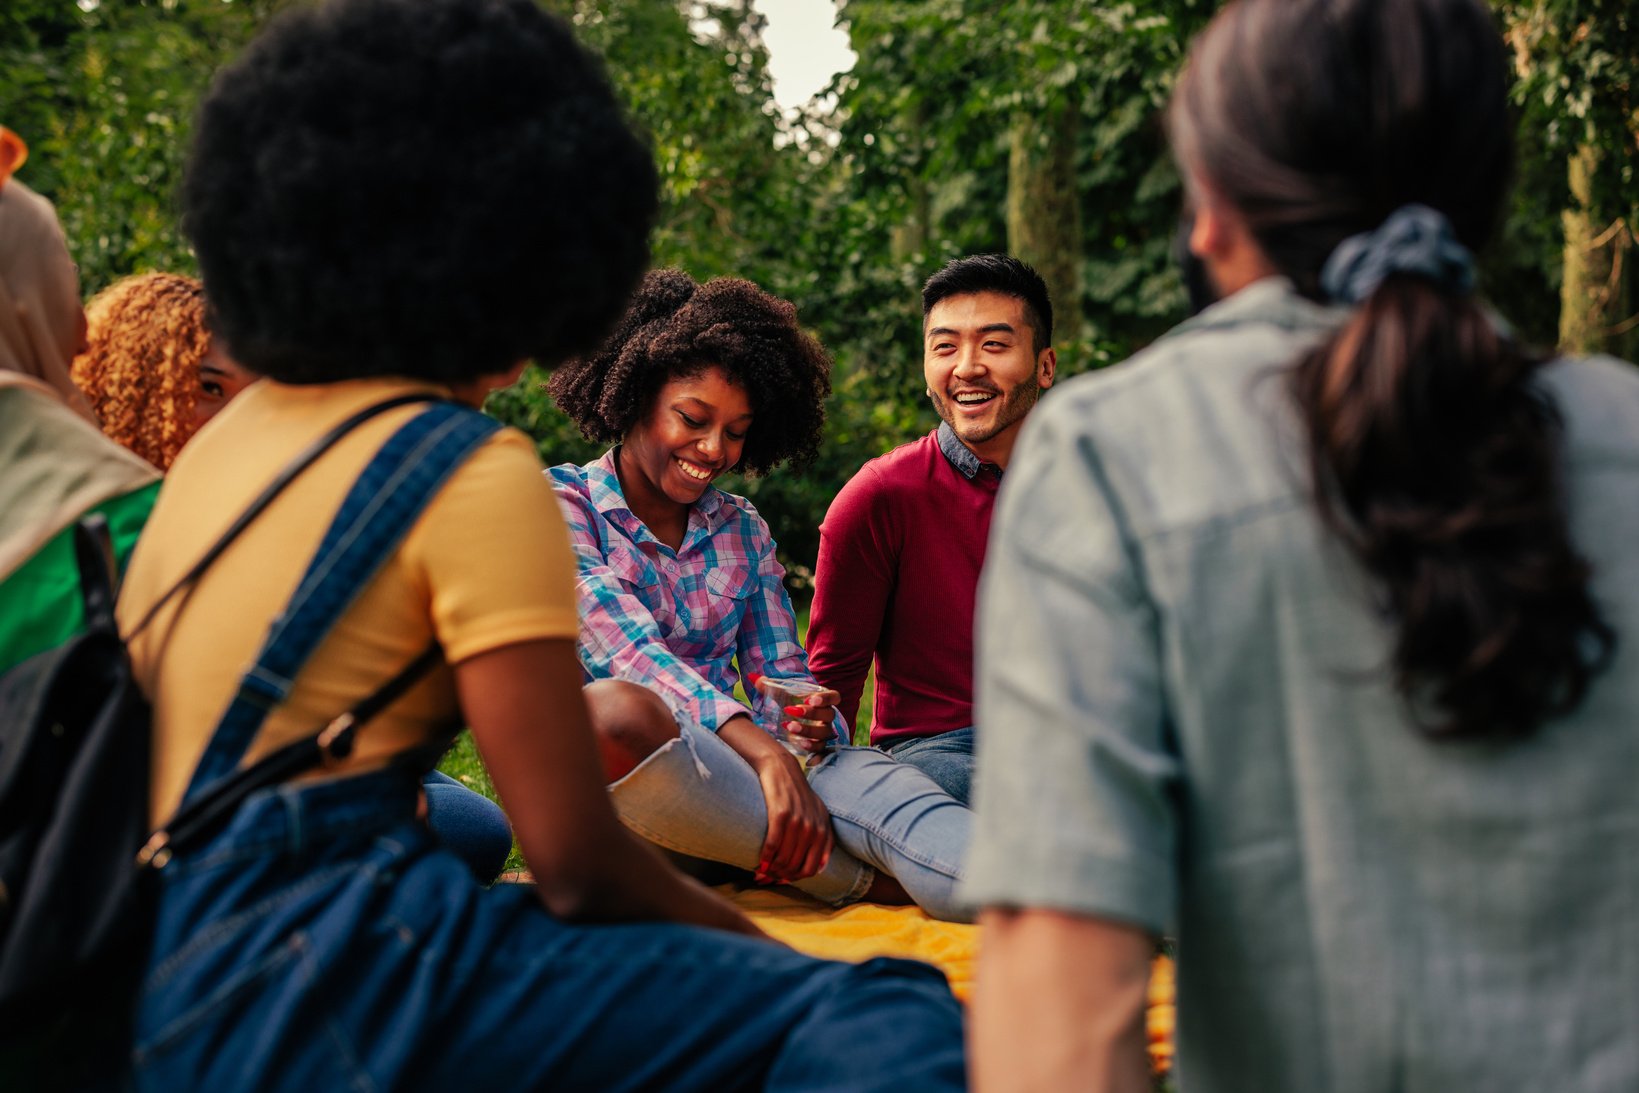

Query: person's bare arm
left=973, top=908, right=1154, bottom=1093
left=455, top=637, right=762, bottom=937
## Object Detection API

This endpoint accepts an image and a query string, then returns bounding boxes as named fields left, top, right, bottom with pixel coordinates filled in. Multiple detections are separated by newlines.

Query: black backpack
left=0, top=396, right=497, bottom=1086
left=0, top=515, right=153, bottom=1086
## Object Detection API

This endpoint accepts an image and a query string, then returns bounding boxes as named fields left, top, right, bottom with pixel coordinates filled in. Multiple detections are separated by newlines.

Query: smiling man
left=805, top=255, right=1056, bottom=803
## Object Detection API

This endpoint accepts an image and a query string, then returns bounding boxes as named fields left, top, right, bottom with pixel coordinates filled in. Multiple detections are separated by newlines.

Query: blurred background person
left=967, top=0, right=1639, bottom=1090
left=0, top=129, right=159, bottom=672
left=72, top=271, right=256, bottom=471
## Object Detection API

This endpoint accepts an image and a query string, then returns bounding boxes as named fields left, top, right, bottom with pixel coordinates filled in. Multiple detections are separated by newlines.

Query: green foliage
left=832, top=0, right=1212, bottom=364
left=0, top=0, right=285, bottom=295
left=5, top=0, right=1632, bottom=572
left=1493, top=1, right=1639, bottom=353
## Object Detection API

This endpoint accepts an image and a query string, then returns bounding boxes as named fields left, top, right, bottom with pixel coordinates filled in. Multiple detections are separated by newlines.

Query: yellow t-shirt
left=119, top=377, right=578, bottom=823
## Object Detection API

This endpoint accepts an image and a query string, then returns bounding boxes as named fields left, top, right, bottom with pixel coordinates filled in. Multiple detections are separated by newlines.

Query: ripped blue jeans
left=609, top=717, right=974, bottom=922
left=131, top=767, right=966, bottom=1091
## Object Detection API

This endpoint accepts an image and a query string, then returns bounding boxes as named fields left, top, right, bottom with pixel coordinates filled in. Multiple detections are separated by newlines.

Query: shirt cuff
left=695, top=691, right=755, bottom=734
left=961, top=836, right=1175, bottom=937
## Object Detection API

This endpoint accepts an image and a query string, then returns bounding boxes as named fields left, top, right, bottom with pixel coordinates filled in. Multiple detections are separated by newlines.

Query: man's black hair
left=921, top=254, right=1054, bottom=353
left=183, top=0, right=657, bottom=384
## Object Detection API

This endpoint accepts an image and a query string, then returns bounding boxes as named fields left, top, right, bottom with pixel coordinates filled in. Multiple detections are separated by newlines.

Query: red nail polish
left=784, top=704, right=807, bottom=716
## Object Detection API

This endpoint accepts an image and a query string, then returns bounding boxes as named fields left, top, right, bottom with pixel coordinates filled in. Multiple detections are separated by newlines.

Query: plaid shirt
left=549, top=450, right=846, bottom=742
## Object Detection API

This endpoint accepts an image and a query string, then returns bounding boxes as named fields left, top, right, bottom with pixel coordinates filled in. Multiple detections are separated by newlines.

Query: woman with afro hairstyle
left=71, top=271, right=256, bottom=470
left=74, top=273, right=510, bottom=884
left=113, top=2, right=964, bottom=1089
left=548, top=269, right=974, bottom=923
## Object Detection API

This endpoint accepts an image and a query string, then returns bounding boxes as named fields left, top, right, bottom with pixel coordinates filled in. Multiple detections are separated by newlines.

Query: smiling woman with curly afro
left=71, top=272, right=255, bottom=470
left=546, top=270, right=974, bottom=927
left=548, top=268, right=831, bottom=476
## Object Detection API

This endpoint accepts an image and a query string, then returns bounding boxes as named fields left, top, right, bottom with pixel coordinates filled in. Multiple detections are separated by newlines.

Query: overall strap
left=182, top=402, right=501, bottom=800
left=121, top=393, right=436, bottom=642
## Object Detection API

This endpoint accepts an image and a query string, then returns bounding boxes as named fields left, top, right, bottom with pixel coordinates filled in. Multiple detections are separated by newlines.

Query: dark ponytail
left=1293, top=276, right=1612, bottom=737
left=1171, top=0, right=1614, bottom=739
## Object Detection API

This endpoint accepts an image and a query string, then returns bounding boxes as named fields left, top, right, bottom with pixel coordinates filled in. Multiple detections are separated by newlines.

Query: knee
left=585, top=679, right=678, bottom=778
left=422, top=777, right=513, bottom=884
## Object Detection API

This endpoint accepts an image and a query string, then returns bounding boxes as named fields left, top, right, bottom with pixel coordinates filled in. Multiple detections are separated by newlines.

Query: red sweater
left=807, top=426, right=999, bottom=746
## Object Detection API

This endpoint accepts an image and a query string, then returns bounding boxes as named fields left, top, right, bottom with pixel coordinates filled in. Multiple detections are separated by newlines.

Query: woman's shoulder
left=546, top=459, right=593, bottom=496
left=545, top=454, right=625, bottom=536
left=1019, top=283, right=1339, bottom=540
left=546, top=449, right=621, bottom=495
left=1537, top=355, right=1639, bottom=459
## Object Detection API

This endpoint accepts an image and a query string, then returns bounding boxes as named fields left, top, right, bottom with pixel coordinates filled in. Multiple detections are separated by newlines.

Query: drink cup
left=747, top=673, right=834, bottom=762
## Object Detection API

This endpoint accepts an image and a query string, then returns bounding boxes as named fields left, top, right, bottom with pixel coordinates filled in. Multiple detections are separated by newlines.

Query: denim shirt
left=935, top=420, right=1000, bottom=481
left=967, top=278, right=1639, bottom=1092
left=550, top=450, right=845, bottom=742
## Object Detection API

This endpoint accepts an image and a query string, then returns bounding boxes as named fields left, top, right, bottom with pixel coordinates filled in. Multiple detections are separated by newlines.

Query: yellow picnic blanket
left=726, top=886, right=981, bottom=999
left=725, top=887, right=1176, bottom=1074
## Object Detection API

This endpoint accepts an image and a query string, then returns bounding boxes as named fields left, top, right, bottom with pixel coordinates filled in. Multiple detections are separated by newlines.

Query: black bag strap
left=120, top=392, right=437, bottom=642
left=72, top=515, right=120, bottom=635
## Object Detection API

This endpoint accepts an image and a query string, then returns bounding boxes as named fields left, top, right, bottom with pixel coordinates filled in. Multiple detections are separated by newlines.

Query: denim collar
left=936, top=421, right=998, bottom=480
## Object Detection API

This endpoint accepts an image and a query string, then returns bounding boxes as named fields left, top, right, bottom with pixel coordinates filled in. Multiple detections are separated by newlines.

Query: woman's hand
left=780, top=687, right=842, bottom=753
left=747, top=674, right=842, bottom=753
left=718, top=715, right=835, bottom=884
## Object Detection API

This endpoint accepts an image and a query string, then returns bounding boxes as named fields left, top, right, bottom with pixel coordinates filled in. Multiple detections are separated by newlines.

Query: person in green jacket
left=0, top=132, right=159, bottom=672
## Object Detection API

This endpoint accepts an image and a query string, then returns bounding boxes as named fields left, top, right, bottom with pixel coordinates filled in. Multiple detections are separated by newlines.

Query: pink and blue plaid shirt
left=549, top=449, right=846, bottom=742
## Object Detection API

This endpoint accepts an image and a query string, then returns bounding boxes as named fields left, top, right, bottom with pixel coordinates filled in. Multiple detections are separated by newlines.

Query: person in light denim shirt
left=549, top=269, right=974, bottom=922
left=967, top=1, right=1639, bottom=1090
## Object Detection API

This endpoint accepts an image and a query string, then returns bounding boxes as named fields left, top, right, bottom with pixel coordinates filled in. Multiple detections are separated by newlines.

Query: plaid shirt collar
left=587, top=447, right=728, bottom=550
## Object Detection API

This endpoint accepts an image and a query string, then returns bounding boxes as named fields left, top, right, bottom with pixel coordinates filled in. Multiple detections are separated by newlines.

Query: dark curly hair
left=548, top=269, right=832, bottom=475
left=182, top=0, right=656, bottom=384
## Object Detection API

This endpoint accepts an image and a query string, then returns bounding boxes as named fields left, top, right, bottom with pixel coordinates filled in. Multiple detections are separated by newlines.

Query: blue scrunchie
left=1320, top=204, right=1476, bottom=305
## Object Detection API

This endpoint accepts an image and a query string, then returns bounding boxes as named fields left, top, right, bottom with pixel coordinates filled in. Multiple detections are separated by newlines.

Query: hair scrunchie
left=1320, top=204, right=1476, bottom=305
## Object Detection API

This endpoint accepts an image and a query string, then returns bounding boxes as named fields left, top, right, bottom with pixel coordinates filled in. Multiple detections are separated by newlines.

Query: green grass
left=435, top=604, right=875, bottom=873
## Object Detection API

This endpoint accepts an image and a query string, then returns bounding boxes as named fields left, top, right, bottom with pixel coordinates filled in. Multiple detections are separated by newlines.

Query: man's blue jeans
left=885, top=726, right=974, bottom=806
left=132, top=767, right=966, bottom=1091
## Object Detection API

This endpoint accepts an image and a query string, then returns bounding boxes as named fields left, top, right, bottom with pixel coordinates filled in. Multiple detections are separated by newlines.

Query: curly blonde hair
left=72, top=272, right=211, bottom=470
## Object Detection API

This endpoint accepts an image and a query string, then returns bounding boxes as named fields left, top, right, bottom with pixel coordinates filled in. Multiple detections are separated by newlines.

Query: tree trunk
left=889, top=174, right=931, bottom=262
left=890, top=100, right=931, bottom=261
left=1558, top=136, right=1637, bottom=358
left=1006, top=100, right=1083, bottom=344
